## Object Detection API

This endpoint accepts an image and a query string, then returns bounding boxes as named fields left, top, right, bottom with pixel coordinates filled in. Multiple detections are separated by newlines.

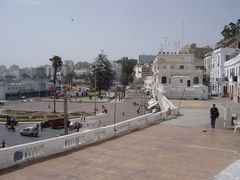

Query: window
left=170, top=65, right=174, bottom=69
left=180, top=79, right=183, bottom=83
left=162, top=76, right=167, bottom=84
left=226, top=55, right=230, bottom=61
left=163, top=65, right=166, bottom=69
left=180, top=65, right=184, bottom=69
left=193, top=77, right=199, bottom=84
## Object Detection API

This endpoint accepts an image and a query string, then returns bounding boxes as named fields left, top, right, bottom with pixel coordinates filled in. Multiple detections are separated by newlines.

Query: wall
left=0, top=100, right=178, bottom=170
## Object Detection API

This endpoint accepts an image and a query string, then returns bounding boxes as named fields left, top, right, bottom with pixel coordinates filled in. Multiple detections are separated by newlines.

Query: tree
left=89, top=53, right=113, bottom=97
left=221, top=19, right=240, bottom=40
left=50, top=55, right=63, bottom=113
left=118, top=57, right=137, bottom=96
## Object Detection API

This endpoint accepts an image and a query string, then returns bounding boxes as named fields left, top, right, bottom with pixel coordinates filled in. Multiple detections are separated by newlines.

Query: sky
left=0, top=0, right=239, bottom=68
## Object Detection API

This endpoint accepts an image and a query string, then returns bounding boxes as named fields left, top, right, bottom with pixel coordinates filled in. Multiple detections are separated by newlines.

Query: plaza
left=1, top=95, right=240, bottom=179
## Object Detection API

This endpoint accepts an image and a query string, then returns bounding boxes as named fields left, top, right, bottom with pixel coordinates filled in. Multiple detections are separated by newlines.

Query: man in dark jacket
left=210, top=104, right=219, bottom=128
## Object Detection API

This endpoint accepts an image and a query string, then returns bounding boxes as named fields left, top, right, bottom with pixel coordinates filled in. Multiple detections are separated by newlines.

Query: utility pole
left=113, top=91, right=117, bottom=136
left=63, top=86, right=68, bottom=135
left=94, top=65, right=97, bottom=115
left=143, top=91, right=146, bottom=114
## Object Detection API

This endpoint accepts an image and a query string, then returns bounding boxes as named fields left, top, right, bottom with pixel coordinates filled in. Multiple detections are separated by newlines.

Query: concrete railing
left=0, top=108, right=174, bottom=170
left=156, top=90, right=179, bottom=116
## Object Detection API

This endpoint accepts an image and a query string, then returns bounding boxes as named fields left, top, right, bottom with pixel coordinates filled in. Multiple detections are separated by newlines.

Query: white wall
left=0, top=95, right=179, bottom=170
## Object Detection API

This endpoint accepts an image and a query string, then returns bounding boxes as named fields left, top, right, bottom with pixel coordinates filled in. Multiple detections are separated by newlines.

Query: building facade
left=135, top=64, right=152, bottom=82
left=151, top=52, right=208, bottom=100
left=224, top=53, right=240, bottom=101
left=210, top=48, right=237, bottom=95
left=0, top=80, right=52, bottom=100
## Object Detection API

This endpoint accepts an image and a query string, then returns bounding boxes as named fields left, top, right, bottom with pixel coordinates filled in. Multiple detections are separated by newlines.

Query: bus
left=48, top=117, right=70, bottom=129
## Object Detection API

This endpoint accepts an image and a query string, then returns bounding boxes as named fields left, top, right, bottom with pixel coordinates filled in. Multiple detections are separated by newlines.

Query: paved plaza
left=1, top=97, right=240, bottom=179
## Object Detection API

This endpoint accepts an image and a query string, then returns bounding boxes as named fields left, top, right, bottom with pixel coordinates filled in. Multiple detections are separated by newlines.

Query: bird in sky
left=71, top=18, right=74, bottom=21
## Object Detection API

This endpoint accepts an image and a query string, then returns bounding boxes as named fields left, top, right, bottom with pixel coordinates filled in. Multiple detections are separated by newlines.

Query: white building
left=210, top=48, right=237, bottom=95
left=144, top=76, right=153, bottom=93
left=224, top=53, right=240, bottom=102
left=0, top=80, right=52, bottom=100
left=135, top=64, right=152, bottom=81
left=151, top=52, right=208, bottom=100
left=0, top=65, right=6, bottom=74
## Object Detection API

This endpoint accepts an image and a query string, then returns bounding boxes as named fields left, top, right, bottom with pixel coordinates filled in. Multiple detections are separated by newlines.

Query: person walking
left=2, top=139, right=6, bottom=148
left=40, top=121, right=44, bottom=131
left=210, top=104, right=219, bottom=129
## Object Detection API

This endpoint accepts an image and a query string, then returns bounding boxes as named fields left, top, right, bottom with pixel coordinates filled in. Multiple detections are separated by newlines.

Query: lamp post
left=38, top=81, right=41, bottom=98
left=63, top=85, right=68, bottom=135
left=94, top=65, right=97, bottom=115
left=113, top=91, right=117, bottom=136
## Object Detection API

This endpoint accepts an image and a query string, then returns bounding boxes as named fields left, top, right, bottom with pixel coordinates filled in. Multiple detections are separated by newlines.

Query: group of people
left=6, top=116, right=18, bottom=131
left=36, top=122, right=44, bottom=131
left=102, top=105, right=108, bottom=113
left=80, top=114, right=86, bottom=122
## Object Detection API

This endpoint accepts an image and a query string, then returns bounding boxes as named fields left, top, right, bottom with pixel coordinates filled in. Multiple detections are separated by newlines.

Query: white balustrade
left=0, top=93, right=178, bottom=170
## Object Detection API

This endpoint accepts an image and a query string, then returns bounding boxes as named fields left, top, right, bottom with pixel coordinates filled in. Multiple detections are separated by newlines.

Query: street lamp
left=113, top=91, right=117, bottom=136
left=63, top=85, right=68, bottom=135
left=94, top=65, right=97, bottom=115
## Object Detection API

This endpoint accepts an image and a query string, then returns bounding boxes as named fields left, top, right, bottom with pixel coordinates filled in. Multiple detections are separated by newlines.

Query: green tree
left=119, top=57, right=137, bottom=96
left=89, top=53, right=113, bottom=97
left=50, top=55, right=63, bottom=113
left=221, top=19, right=240, bottom=40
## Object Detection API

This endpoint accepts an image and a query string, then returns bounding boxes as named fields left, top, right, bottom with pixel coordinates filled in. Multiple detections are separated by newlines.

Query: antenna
left=174, top=41, right=177, bottom=53
left=162, top=36, right=168, bottom=52
left=178, top=40, right=181, bottom=52
left=168, top=41, right=170, bottom=53
left=182, top=20, right=185, bottom=48
left=160, top=42, right=163, bottom=53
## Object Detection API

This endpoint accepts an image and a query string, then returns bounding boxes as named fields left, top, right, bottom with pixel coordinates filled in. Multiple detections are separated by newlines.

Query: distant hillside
left=74, top=61, right=91, bottom=70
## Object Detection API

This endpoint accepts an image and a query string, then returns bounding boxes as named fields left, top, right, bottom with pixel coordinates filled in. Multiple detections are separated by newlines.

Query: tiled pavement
left=1, top=97, right=240, bottom=179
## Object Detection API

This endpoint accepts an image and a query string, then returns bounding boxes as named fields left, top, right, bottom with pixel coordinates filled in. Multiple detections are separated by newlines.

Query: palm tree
left=50, top=55, right=63, bottom=113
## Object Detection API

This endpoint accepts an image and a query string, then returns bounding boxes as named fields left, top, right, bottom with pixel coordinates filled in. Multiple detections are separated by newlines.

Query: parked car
left=20, top=126, right=39, bottom=137
left=69, top=121, right=82, bottom=131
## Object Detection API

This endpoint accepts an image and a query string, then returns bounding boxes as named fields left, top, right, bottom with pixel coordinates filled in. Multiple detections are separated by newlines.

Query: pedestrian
left=83, top=115, right=86, bottom=121
left=122, top=112, right=125, bottom=116
left=80, top=115, right=83, bottom=121
left=40, top=121, right=44, bottom=131
left=210, top=104, right=219, bottom=129
left=2, top=139, right=6, bottom=148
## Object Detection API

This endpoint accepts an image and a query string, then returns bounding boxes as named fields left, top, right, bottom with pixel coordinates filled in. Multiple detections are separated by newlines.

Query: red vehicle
left=48, top=117, right=70, bottom=129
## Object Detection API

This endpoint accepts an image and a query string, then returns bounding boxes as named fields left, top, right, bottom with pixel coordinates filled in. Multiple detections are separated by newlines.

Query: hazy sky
left=0, top=0, right=239, bottom=68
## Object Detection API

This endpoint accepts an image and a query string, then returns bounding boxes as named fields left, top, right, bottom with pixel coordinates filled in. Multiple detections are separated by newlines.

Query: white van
left=20, top=126, right=39, bottom=137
